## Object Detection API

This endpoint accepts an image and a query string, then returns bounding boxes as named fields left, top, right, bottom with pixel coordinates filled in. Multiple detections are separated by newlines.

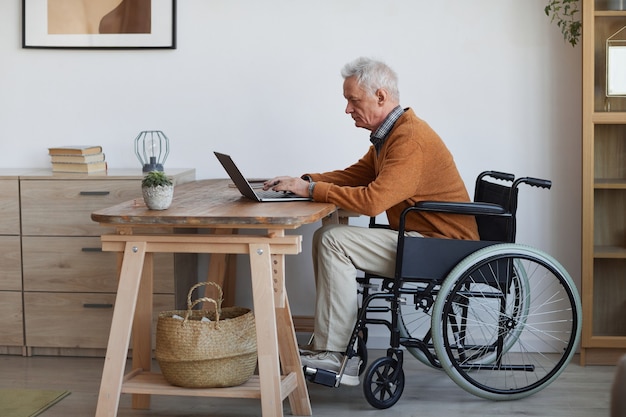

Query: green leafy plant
left=545, top=0, right=582, bottom=47
left=141, top=170, right=173, bottom=188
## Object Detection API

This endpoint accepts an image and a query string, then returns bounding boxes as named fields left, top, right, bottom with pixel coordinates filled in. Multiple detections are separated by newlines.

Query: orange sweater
left=308, top=108, right=479, bottom=240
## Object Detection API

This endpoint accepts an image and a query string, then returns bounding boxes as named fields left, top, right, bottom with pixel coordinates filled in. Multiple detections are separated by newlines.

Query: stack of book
left=48, top=145, right=107, bottom=173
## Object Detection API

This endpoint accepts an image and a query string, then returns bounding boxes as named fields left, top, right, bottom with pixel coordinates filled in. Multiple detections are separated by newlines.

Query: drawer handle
left=81, top=247, right=102, bottom=252
left=83, top=303, right=113, bottom=309
left=79, top=191, right=110, bottom=196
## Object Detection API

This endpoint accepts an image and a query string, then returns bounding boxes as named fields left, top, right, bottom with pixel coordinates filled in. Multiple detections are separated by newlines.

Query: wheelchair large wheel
left=399, top=266, right=529, bottom=369
left=431, top=244, right=581, bottom=400
left=362, top=356, right=405, bottom=409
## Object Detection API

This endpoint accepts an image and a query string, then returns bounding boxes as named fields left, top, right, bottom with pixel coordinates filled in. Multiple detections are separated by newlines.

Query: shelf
left=594, top=245, right=626, bottom=258
left=595, top=179, right=626, bottom=188
left=593, top=112, right=626, bottom=123
left=585, top=335, right=626, bottom=347
left=121, top=370, right=298, bottom=400
left=596, top=11, right=626, bottom=16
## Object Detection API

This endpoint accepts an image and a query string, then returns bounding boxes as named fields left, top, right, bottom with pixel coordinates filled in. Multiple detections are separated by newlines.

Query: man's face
left=343, top=76, right=386, bottom=131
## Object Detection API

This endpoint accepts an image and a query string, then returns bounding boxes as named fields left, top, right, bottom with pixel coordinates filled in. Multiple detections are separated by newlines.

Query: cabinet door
left=0, top=179, right=19, bottom=235
left=0, top=292, right=24, bottom=346
left=20, top=179, right=141, bottom=236
left=590, top=125, right=626, bottom=340
left=24, top=293, right=174, bottom=349
left=0, top=236, right=21, bottom=291
left=22, top=236, right=174, bottom=293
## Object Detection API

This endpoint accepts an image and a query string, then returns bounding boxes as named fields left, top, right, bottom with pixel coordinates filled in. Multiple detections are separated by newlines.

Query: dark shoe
left=300, top=351, right=361, bottom=386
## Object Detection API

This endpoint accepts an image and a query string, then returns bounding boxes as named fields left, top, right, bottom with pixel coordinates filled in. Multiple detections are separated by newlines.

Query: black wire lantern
left=134, top=130, right=170, bottom=172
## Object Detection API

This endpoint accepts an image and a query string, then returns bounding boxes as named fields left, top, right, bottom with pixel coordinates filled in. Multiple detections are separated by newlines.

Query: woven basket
left=156, top=282, right=257, bottom=388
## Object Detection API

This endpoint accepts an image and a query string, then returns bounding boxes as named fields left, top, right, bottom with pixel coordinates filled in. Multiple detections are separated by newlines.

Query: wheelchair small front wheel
left=362, top=356, right=405, bottom=409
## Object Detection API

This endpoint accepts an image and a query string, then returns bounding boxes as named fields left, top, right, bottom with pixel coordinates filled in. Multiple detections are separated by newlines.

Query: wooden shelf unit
left=582, top=0, right=626, bottom=365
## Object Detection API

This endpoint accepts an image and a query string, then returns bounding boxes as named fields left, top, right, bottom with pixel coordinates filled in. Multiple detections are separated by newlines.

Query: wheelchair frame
left=303, top=171, right=582, bottom=409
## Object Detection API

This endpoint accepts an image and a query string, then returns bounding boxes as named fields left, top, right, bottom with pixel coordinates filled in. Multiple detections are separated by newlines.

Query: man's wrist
left=308, top=181, right=316, bottom=199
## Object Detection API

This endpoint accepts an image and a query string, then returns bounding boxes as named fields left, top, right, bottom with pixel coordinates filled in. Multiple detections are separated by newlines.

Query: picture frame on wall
left=22, top=0, right=176, bottom=49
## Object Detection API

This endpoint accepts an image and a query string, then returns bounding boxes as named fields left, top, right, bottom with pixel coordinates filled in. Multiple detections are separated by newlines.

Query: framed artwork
left=22, top=0, right=176, bottom=49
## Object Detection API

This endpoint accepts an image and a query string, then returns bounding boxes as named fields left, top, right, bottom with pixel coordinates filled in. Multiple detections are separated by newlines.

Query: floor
left=0, top=351, right=615, bottom=417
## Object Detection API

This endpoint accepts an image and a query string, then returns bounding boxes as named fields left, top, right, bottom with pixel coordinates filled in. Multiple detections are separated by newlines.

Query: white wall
left=0, top=1, right=582, bottom=334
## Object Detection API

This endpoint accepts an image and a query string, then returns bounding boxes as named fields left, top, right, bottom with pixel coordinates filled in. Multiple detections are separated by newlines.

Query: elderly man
left=264, top=57, right=478, bottom=386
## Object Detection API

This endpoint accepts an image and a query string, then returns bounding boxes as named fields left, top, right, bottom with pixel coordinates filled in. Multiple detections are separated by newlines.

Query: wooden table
left=91, top=179, right=336, bottom=417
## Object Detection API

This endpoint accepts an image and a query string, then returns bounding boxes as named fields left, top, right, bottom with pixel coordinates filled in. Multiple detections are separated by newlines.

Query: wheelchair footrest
left=303, top=366, right=339, bottom=388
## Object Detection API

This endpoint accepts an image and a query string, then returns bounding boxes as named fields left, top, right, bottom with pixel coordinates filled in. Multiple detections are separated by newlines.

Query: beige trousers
left=310, top=223, right=420, bottom=352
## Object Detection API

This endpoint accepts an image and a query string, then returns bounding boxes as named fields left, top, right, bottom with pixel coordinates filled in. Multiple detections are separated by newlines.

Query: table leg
left=95, top=241, right=147, bottom=417
left=131, top=252, right=154, bottom=409
left=248, top=242, right=285, bottom=417
left=278, top=296, right=312, bottom=415
left=204, top=228, right=236, bottom=308
left=271, top=249, right=311, bottom=415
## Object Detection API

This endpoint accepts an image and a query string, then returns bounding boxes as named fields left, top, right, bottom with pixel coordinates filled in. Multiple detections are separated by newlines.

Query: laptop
left=214, top=152, right=311, bottom=202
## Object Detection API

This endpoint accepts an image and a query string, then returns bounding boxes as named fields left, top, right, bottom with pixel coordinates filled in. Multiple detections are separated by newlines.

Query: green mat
left=0, top=389, right=70, bottom=417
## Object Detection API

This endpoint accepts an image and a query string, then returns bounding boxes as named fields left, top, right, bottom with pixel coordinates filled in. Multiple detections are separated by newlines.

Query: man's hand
left=263, top=176, right=310, bottom=197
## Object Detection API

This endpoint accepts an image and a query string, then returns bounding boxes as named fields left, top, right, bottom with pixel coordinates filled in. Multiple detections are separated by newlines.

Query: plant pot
left=142, top=184, right=174, bottom=210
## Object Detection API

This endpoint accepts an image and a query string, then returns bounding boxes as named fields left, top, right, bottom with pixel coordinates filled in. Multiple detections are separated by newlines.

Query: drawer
left=0, top=236, right=21, bottom=291
left=20, top=179, right=141, bottom=236
left=0, top=291, right=24, bottom=346
left=0, top=179, right=19, bottom=235
left=24, top=292, right=174, bottom=349
left=22, top=236, right=175, bottom=293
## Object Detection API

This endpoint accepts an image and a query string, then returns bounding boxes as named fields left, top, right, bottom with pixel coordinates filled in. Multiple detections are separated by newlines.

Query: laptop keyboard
left=255, top=190, right=297, bottom=198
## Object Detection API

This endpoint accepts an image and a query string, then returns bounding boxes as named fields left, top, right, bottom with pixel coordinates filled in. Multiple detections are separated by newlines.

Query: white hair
left=341, top=57, right=400, bottom=102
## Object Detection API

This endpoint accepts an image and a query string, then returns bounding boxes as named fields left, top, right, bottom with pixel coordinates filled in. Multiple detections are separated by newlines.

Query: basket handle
left=183, top=282, right=224, bottom=325
left=186, top=281, right=223, bottom=310
left=185, top=297, right=220, bottom=325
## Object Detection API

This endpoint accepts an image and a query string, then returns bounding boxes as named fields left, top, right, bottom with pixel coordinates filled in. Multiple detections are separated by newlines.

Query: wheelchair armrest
left=413, top=201, right=508, bottom=216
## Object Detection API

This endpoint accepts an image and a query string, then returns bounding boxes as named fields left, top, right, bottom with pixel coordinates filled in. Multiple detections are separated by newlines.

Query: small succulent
left=141, top=170, right=173, bottom=188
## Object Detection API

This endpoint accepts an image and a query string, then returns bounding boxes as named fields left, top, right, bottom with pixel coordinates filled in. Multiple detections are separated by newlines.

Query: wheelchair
left=303, top=171, right=582, bottom=409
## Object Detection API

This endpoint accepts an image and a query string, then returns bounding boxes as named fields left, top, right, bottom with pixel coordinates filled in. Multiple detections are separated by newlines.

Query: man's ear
left=376, top=88, right=387, bottom=104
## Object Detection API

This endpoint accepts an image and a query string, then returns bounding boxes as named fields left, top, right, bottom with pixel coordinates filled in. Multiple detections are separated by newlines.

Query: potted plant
left=142, top=170, right=174, bottom=210
left=545, top=0, right=582, bottom=47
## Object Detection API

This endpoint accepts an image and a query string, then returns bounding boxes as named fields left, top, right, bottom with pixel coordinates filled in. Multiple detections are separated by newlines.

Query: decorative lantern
left=134, top=130, right=170, bottom=172
left=607, top=26, right=626, bottom=100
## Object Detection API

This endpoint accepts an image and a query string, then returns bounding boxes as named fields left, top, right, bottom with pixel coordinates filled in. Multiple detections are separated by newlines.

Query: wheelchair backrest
left=394, top=171, right=550, bottom=284
left=474, top=176, right=518, bottom=243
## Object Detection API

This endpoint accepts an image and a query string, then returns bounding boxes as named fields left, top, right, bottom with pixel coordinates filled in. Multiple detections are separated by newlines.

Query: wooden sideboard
left=0, top=168, right=195, bottom=356
left=0, top=175, right=23, bottom=352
